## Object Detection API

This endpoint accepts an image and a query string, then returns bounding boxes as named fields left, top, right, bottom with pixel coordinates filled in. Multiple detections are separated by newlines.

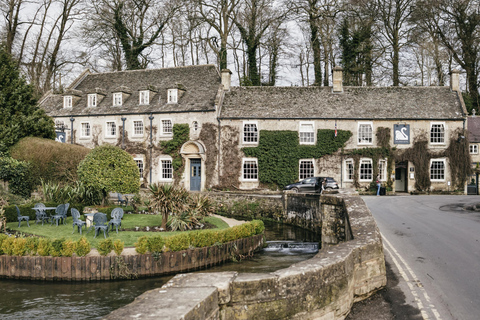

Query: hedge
left=4, top=203, right=86, bottom=222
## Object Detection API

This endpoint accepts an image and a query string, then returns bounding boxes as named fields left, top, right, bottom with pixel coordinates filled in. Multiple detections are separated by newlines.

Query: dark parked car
left=284, top=177, right=339, bottom=193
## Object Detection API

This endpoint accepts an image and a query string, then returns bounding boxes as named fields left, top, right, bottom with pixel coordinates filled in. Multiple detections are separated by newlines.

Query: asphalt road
left=360, top=195, right=480, bottom=320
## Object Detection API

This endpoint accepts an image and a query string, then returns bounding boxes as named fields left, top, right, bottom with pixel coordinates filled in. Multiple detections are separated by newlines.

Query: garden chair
left=51, top=203, right=69, bottom=226
left=71, top=208, right=86, bottom=235
left=92, top=212, right=109, bottom=238
left=117, top=193, right=128, bottom=206
left=33, top=203, right=48, bottom=225
left=15, top=205, right=30, bottom=227
left=108, top=207, right=124, bottom=234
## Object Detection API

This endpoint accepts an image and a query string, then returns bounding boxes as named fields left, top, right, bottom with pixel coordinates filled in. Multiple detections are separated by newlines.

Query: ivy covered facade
left=40, top=66, right=471, bottom=193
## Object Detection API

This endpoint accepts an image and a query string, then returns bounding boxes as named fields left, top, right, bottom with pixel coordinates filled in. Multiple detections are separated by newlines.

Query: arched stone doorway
left=180, top=141, right=206, bottom=191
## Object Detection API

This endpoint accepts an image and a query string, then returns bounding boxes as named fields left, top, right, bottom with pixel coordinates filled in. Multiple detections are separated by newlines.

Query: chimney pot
left=333, top=66, right=343, bottom=93
left=221, top=69, right=232, bottom=91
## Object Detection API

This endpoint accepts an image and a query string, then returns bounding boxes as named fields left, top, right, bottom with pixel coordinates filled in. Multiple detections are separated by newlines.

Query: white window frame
left=132, top=120, right=144, bottom=137
left=161, top=119, right=173, bottom=136
left=299, top=121, right=315, bottom=145
left=359, top=158, right=373, bottom=181
left=160, top=159, right=173, bottom=181
left=344, top=159, right=354, bottom=182
left=299, top=159, right=315, bottom=180
left=113, top=92, right=122, bottom=106
left=430, top=158, right=446, bottom=181
left=139, top=90, right=149, bottom=105
left=470, top=144, right=479, bottom=154
left=167, top=89, right=178, bottom=103
left=358, top=122, right=373, bottom=145
left=242, top=158, right=258, bottom=181
left=378, top=159, right=387, bottom=181
left=105, top=121, right=117, bottom=138
left=63, top=96, right=72, bottom=108
left=87, top=94, right=97, bottom=107
left=80, top=122, right=91, bottom=138
left=243, top=121, right=258, bottom=144
left=192, top=121, right=199, bottom=132
left=430, top=122, right=446, bottom=145
left=134, top=158, right=144, bottom=180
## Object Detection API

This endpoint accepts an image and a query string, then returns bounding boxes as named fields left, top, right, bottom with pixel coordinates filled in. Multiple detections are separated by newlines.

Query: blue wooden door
left=190, top=159, right=201, bottom=191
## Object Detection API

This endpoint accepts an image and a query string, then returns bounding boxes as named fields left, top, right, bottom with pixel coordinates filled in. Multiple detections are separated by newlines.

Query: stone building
left=40, top=66, right=470, bottom=193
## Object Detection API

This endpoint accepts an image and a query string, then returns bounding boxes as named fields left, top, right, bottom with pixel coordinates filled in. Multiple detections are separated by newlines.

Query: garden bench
left=15, top=205, right=30, bottom=227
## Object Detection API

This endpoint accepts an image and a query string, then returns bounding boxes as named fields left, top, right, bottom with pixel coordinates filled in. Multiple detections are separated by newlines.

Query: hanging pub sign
left=55, top=131, right=66, bottom=143
left=394, top=124, right=410, bottom=144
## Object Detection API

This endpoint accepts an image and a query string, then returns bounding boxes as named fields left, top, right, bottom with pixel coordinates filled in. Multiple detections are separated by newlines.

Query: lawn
left=6, top=214, right=230, bottom=248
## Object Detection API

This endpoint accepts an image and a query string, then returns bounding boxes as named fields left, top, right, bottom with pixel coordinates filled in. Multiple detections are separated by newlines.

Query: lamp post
left=69, top=117, right=75, bottom=144
left=149, top=114, right=154, bottom=184
left=121, top=116, right=127, bottom=149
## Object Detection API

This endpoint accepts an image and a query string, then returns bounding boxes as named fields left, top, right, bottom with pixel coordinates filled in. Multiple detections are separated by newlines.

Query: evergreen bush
left=97, top=239, right=114, bottom=256
left=0, top=156, right=34, bottom=198
left=134, top=236, right=148, bottom=254
left=61, top=240, right=76, bottom=257
left=113, top=239, right=124, bottom=256
left=74, top=237, right=91, bottom=257
left=37, top=238, right=52, bottom=256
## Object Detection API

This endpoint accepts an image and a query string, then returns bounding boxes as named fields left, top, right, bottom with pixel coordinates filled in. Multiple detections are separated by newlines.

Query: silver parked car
left=283, top=177, right=339, bottom=193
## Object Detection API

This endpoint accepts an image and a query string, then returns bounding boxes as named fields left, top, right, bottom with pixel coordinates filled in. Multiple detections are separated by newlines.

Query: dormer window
left=113, top=92, right=122, bottom=106
left=88, top=94, right=97, bottom=107
left=168, top=89, right=178, bottom=103
left=139, top=90, right=150, bottom=105
left=63, top=96, right=72, bottom=108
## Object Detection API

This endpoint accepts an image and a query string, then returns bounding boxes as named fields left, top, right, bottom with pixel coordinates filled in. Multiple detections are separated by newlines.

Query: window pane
left=360, top=160, right=373, bottom=180
left=162, top=120, right=172, bottom=134
left=135, top=160, right=144, bottom=178
left=430, top=160, right=445, bottom=180
left=139, top=91, right=149, bottom=105
left=243, top=160, right=258, bottom=180
left=299, top=160, right=314, bottom=180
left=430, top=124, right=445, bottom=143
left=346, top=160, right=354, bottom=180
left=244, top=123, right=258, bottom=143
left=114, top=93, right=122, bottom=106
left=107, top=122, right=116, bottom=136
left=358, top=124, right=373, bottom=144
left=81, top=123, right=90, bottom=137
left=378, top=160, right=386, bottom=181
left=88, top=94, right=96, bottom=107
left=133, top=121, right=143, bottom=135
left=161, top=160, right=172, bottom=179
left=299, top=123, right=315, bottom=144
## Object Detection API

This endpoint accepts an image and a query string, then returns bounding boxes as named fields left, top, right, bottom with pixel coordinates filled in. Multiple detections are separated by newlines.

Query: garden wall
left=106, top=191, right=386, bottom=320
left=0, top=234, right=264, bottom=281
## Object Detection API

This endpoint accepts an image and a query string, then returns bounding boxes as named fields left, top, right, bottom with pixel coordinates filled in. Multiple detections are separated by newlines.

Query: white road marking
left=382, top=233, right=442, bottom=320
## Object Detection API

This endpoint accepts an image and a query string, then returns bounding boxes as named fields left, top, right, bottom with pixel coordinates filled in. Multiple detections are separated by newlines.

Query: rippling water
left=0, top=221, right=319, bottom=319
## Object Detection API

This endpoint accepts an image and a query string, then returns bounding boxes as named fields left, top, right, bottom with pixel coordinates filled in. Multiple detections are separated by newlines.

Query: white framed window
left=81, top=122, right=91, bottom=138
left=299, top=160, right=315, bottom=180
left=243, top=121, right=258, bottom=144
left=299, top=122, right=315, bottom=145
left=192, top=121, right=199, bottom=132
left=161, top=119, right=173, bottom=135
left=168, top=89, right=178, bottom=103
left=113, top=92, right=122, bottom=106
left=378, top=159, right=387, bottom=181
left=106, top=121, right=117, bottom=137
left=359, top=159, right=373, bottom=181
left=87, top=94, right=97, bottom=107
left=161, top=159, right=173, bottom=180
left=470, top=144, right=478, bottom=154
left=139, top=90, right=149, bottom=105
left=242, top=158, right=258, bottom=181
left=55, top=120, right=65, bottom=128
left=358, top=122, right=373, bottom=145
left=133, top=120, right=144, bottom=136
left=134, top=158, right=144, bottom=180
left=430, top=122, right=445, bottom=144
left=345, top=159, right=354, bottom=181
left=430, top=159, right=446, bottom=181
left=63, top=96, right=72, bottom=108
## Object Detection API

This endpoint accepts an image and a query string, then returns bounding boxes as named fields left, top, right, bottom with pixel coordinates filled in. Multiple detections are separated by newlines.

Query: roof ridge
left=85, top=64, right=217, bottom=77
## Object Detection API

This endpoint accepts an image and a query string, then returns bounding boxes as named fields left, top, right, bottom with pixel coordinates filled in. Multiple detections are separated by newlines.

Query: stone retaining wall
left=106, top=191, right=386, bottom=319
left=0, top=234, right=264, bottom=281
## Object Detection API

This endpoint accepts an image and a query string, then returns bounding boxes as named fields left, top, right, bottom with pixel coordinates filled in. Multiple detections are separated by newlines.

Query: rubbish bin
left=380, top=187, right=386, bottom=196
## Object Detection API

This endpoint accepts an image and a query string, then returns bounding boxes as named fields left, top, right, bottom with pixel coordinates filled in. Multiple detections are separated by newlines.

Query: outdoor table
left=42, top=207, right=58, bottom=223
left=84, top=213, right=95, bottom=229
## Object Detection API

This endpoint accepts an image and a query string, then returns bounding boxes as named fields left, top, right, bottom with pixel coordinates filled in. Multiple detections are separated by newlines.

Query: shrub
left=189, top=230, right=217, bottom=248
left=37, top=238, right=52, bottom=256
left=164, top=233, right=190, bottom=252
left=135, top=236, right=148, bottom=254
left=50, top=238, right=65, bottom=257
left=61, top=240, right=76, bottom=257
left=25, top=237, right=39, bottom=255
left=97, top=239, right=114, bottom=256
left=0, top=234, right=8, bottom=254
left=41, top=180, right=104, bottom=206
left=113, top=239, right=124, bottom=256
left=1, top=236, right=15, bottom=255
left=147, top=235, right=165, bottom=253
left=0, top=156, right=34, bottom=198
left=75, top=237, right=91, bottom=257
left=10, top=137, right=90, bottom=185
left=12, top=237, right=27, bottom=256
left=78, top=145, right=140, bottom=195
left=251, top=220, right=265, bottom=234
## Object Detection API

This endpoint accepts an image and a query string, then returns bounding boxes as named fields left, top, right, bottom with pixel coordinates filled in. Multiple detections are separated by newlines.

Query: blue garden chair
left=71, top=208, right=86, bottom=235
left=32, top=203, right=48, bottom=225
left=51, top=203, right=69, bottom=226
left=108, top=207, right=124, bottom=234
left=92, top=212, right=109, bottom=238
left=16, top=205, right=30, bottom=227
left=117, top=193, right=128, bottom=206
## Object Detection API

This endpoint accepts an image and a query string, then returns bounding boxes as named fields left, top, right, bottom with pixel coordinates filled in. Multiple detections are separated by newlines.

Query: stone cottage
left=39, top=66, right=470, bottom=193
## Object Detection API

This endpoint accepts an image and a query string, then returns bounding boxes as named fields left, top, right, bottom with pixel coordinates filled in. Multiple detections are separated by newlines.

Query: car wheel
left=292, top=187, right=299, bottom=193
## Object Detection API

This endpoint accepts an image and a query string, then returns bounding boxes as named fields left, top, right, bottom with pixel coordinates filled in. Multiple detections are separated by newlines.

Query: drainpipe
left=121, top=116, right=126, bottom=149
left=217, top=118, right=222, bottom=180
left=149, top=114, right=154, bottom=184
left=69, top=117, right=75, bottom=144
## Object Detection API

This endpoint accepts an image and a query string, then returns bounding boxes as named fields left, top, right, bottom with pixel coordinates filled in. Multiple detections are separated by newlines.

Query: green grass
left=6, top=215, right=229, bottom=248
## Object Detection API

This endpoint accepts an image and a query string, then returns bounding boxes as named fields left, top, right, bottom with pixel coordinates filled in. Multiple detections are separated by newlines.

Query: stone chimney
left=332, top=66, right=343, bottom=93
left=450, top=69, right=460, bottom=91
left=221, top=69, right=232, bottom=91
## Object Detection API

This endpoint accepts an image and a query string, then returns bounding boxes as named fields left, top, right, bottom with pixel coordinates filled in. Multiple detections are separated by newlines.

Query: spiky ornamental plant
left=148, top=183, right=190, bottom=230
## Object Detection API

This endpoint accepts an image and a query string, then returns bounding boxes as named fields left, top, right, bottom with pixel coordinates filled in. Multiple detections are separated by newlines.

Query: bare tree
left=0, top=0, right=24, bottom=55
